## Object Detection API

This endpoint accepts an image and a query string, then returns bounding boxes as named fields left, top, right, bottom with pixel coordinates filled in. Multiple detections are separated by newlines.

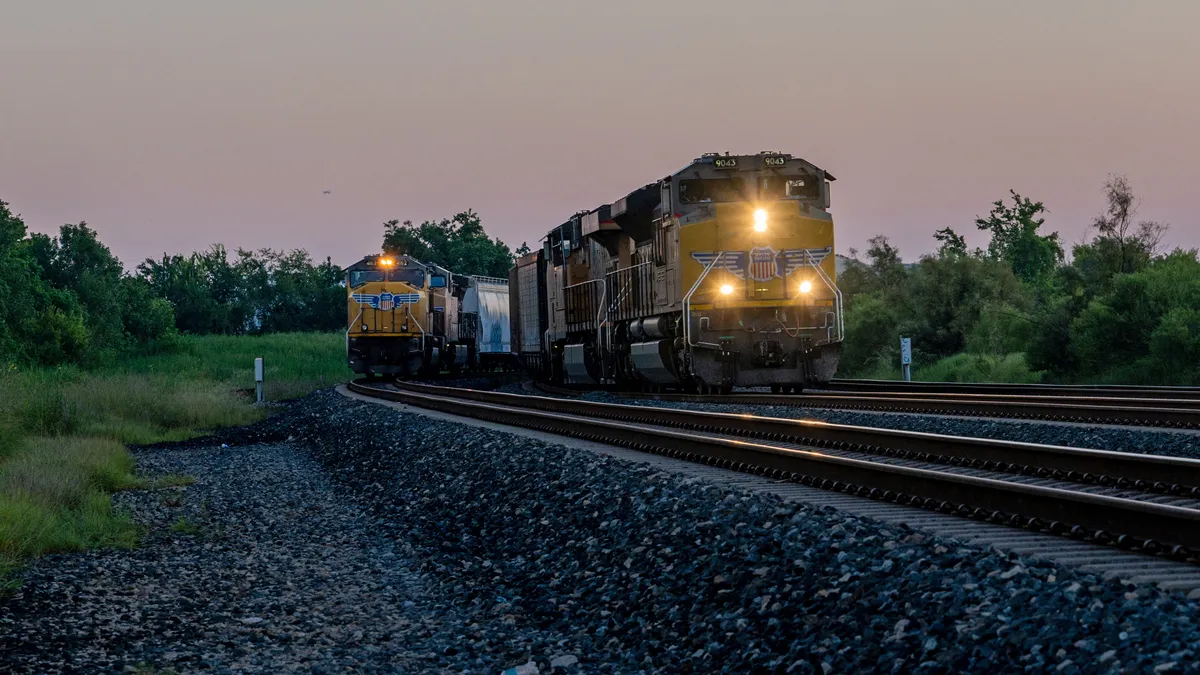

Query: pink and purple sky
left=2, top=1, right=1197, bottom=270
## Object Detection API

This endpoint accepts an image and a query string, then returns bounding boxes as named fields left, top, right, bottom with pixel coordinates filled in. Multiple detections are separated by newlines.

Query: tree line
left=0, top=201, right=521, bottom=368
left=5, top=183, right=1194, bottom=384
left=839, top=175, right=1198, bottom=385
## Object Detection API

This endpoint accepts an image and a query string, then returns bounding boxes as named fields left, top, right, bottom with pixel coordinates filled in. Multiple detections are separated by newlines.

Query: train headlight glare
left=380, top=257, right=394, bottom=267
left=753, top=208, right=768, bottom=232
left=799, top=280, right=813, bottom=294
left=720, top=284, right=734, bottom=296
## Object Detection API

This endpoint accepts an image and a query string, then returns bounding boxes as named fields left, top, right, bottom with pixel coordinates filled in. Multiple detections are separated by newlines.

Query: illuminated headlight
left=799, top=280, right=813, bottom=294
left=380, top=257, right=394, bottom=267
left=753, top=208, right=768, bottom=232
left=720, top=284, right=734, bottom=296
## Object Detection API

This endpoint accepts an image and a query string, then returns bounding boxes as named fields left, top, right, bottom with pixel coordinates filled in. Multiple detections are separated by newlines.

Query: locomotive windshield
left=759, top=174, right=821, bottom=201
left=678, top=178, right=747, bottom=204
left=389, top=267, right=426, bottom=287
left=348, top=267, right=426, bottom=287
left=349, top=270, right=384, bottom=287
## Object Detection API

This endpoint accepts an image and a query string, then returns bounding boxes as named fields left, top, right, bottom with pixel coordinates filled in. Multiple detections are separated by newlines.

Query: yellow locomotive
left=510, top=151, right=841, bottom=392
left=346, top=254, right=510, bottom=377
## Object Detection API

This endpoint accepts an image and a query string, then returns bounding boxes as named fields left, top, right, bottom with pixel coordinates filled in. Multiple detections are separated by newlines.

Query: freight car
left=509, top=151, right=842, bottom=392
left=346, top=254, right=511, bottom=377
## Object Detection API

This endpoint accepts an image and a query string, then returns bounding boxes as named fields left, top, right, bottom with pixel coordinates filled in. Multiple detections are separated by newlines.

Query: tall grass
left=844, top=352, right=1044, bottom=384
left=0, top=437, right=141, bottom=583
left=0, top=332, right=349, bottom=585
left=116, top=332, right=350, bottom=400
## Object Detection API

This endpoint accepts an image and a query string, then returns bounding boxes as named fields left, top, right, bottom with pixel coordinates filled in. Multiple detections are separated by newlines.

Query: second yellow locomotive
left=510, top=151, right=842, bottom=392
left=346, top=254, right=510, bottom=376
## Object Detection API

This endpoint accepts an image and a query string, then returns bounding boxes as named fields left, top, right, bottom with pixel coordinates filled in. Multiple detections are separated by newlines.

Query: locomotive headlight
left=380, top=257, right=394, bottom=267
left=799, top=280, right=813, bottom=294
left=753, top=208, right=768, bottom=232
left=720, top=284, right=734, bottom=296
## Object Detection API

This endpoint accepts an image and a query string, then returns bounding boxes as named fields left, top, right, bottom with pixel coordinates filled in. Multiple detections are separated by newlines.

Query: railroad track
left=615, top=389, right=1200, bottom=428
left=349, top=379, right=1200, bottom=569
left=826, top=378, right=1200, bottom=400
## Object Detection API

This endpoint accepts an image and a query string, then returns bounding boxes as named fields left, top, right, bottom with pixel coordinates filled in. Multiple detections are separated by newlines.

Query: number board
left=712, top=157, right=738, bottom=169
left=763, top=156, right=787, bottom=167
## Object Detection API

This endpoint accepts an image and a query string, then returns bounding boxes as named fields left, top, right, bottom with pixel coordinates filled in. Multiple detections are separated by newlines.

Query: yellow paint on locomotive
left=346, top=260, right=430, bottom=339
left=679, top=200, right=836, bottom=311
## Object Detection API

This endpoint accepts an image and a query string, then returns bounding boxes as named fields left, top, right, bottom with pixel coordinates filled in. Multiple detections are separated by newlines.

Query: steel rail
left=826, top=379, right=1200, bottom=400
left=399, top=381, right=1200, bottom=491
left=615, top=391, right=1200, bottom=428
left=349, top=379, right=1200, bottom=557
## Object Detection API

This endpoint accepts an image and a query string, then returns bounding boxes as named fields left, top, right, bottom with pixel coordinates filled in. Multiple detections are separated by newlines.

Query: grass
left=168, top=516, right=203, bottom=536
left=846, top=352, right=1044, bottom=384
left=0, top=332, right=349, bottom=586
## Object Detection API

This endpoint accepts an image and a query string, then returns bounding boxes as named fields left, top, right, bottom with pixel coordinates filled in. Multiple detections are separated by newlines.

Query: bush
left=914, top=353, right=1043, bottom=384
left=1069, top=250, right=1200, bottom=383
left=840, top=293, right=901, bottom=375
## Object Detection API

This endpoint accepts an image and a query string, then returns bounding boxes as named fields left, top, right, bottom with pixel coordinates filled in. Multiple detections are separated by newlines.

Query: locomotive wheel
left=719, top=385, right=733, bottom=396
left=770, top=384, right=781, bottom=394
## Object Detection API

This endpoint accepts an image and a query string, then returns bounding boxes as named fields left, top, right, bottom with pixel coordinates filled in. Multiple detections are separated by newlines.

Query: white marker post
left=254, top=357, right=264, bottom=403
left=900, top=337, right=912, bottom=382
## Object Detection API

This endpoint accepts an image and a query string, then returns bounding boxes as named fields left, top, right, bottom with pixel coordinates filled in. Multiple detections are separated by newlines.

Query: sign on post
left=899, top=338, right=912, bottom=382
left=254, top=357, right=264, bottom=403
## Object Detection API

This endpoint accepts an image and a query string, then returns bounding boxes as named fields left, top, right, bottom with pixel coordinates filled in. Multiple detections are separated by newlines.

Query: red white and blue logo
left=691, top=246, right=832, bottom=281
left=351, top=292, right=421, bottom=309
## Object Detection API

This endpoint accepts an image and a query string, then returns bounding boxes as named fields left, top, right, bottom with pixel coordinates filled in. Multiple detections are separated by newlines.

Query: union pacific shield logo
left=691, top=246, right=833, bottom=280
left=747, top=246, right=779, bottom=282
left=351, top=292, right=422, bottom=309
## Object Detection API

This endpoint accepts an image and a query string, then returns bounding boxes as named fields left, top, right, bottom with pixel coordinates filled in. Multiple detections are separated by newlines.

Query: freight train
left=345, top=254, right=511, bottom=376
left=508, top=151, right=842, bottom=393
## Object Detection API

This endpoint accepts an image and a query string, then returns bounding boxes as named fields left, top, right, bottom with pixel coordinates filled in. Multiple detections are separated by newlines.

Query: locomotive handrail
left=404, top=304, right=426, bottom=345
left=804, top=248, right=844, bottom=343
left=564, top=277, right=604, bottom=333
left=595, top=282, right=608, bottom=377
left=346, top=304, right=364, bottom=352
left=604, top=262, right=652, bottom=321
left=683, top=251, right=726, bottom=352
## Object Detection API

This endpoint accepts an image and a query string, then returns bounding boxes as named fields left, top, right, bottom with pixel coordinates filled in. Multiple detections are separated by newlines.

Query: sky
left=2, top=0, right=1197, bottom=270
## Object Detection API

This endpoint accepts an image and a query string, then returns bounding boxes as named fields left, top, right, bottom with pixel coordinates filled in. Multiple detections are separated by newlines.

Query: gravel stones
left=4, top=387, right=1200, bottom=673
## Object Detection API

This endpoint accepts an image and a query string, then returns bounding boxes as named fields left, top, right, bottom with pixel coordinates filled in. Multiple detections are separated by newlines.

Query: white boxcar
left=462, top=276, right=511, bottom=354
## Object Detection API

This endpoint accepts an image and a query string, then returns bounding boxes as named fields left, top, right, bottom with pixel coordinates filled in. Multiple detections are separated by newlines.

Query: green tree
left=138, top=245, right=250, bottom=334
left=933, top=227, right=969, bottom=258
left=974, top=190, right=1063, bottom=287
left=382, top=210, right=517, bottom=277
left=27, top=222, right=138, bottom=361
left=1068, top=250, right=1200, bottom=383
left=1072, top=174, right=1167, bottom=294
left=138, top=245, right=344, bottom=335
left=0, top=201, right=94, bottom=366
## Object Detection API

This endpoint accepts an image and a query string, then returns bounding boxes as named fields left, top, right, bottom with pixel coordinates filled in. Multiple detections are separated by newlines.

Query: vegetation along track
left=617, top=389, right=1200, bottom=429
left=349, top=379, right=1200, bottom=567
